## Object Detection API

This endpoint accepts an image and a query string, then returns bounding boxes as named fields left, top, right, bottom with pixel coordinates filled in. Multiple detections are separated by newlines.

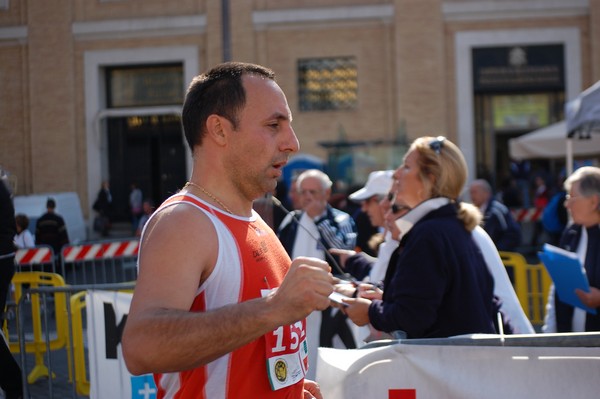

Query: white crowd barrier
left=317, top=334, right=600, bottom=399
left=87, top=290, right=154, bottom=399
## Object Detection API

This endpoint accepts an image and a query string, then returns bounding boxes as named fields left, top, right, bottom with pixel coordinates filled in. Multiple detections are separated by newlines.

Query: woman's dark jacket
left=368, top=203, right=497, bottom=338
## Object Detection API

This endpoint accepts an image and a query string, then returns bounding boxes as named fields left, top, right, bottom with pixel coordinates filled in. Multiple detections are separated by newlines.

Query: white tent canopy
left=508, top=120, right=600, bottom=160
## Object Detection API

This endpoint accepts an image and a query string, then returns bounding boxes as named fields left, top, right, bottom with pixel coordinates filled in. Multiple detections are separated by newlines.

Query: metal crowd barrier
left=499, top=251, right=552, bottom=326
left=15, top=282, right=135, bottom=399
left=10, top=272, right=69, bottom=385
left=14, top=238, right=139, bottom=284
left=6, top=238, right=140, bottom=398
left=15, top=244, right=58, bottom=274
left=3, top=245, right=66, bottom=383
left=61, top=239, right=139, bottom=285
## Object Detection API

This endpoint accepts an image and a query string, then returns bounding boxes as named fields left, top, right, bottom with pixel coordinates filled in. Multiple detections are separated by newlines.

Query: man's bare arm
left=122, top=205, right=333, bottom=375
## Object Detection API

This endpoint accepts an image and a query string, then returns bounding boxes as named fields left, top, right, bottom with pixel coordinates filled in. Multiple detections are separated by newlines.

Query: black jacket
left=35, top=212, right=69, bottom=255
left=0, top=181, right=16, bottom=256
left=482, top=199, right=522, bottom=251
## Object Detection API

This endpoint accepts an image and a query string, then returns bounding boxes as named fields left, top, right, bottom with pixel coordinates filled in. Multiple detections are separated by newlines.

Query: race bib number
left=262, top=289, right=308, bottom=390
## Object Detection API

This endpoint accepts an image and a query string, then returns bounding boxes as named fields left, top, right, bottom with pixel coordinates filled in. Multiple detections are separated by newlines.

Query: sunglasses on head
left=428, top=136, right=446, bottom=155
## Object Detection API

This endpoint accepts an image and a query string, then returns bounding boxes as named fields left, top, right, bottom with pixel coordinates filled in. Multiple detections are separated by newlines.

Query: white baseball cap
left=348, top=170, right=394, bottom=202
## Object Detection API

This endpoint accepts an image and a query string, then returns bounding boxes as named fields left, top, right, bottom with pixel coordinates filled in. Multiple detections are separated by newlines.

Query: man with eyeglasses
left=277, top=169, right=357, bottom=266
left=277, top=168, right=357, bottom=379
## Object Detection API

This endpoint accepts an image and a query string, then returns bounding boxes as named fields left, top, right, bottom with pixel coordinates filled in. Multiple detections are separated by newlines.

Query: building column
left=590, top=0, right=600, bottom=82
left=28, top=0, right=77, bottom=193
left=393, top=0, right=447, bottom=140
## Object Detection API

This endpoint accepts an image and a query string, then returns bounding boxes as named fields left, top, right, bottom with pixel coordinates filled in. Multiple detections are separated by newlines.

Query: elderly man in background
left=278, top=169, right=356, bottom=262
left=469, top=179, right=522, bottom=252
left=277, top=168, right=357, bottom=379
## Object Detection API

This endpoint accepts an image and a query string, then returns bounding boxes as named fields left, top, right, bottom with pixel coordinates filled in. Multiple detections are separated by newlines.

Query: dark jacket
left=482, top=199, right=522, bottom=251
left=0, top=181, right=16, bottom=256
left=369, top=203, right=497, bottom=338
left=35, top=212, right=69, bottom=255
left=93, top=188, right=113, bottom=218
left=555, top=224, right=600, bottom=332
left=344, top=253, right=374, bottom=281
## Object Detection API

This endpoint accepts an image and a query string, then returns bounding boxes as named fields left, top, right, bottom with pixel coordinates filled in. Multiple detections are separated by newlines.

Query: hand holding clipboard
left=539, top=243, right=597, bottom=314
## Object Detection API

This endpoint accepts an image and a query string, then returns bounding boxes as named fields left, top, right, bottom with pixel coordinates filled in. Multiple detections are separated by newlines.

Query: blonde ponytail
left=457, top=202, right=482, bottom=232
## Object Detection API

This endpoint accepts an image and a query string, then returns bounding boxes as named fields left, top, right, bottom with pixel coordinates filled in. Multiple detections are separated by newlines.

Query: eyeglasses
left=565, top=194, right=584, bottom=201
left=428, top=136, right=446, bottom=155
left=300, top=189, right=322, bottom=196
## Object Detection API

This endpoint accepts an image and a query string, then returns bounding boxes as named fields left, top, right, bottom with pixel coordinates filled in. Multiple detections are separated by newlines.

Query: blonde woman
left=343, top=136, right=498, bottom=338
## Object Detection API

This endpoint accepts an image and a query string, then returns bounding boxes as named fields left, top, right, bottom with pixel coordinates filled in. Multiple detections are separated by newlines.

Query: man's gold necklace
left=184, top=181, right=233, bottom=214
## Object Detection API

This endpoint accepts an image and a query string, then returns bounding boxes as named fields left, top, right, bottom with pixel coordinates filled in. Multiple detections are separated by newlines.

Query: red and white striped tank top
left=145, top=193, right=305, bottom=399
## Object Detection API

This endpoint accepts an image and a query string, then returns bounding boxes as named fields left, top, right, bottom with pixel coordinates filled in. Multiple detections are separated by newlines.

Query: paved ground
left=18, top=349, right=86, bottom=399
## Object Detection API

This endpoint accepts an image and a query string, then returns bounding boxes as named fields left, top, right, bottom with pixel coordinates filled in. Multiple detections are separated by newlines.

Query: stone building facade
left=0, top=0, right=598, bottom=226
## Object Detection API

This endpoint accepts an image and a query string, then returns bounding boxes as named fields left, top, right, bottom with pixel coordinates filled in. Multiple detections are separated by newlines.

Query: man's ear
left=206, top=114, right=228, bottom=145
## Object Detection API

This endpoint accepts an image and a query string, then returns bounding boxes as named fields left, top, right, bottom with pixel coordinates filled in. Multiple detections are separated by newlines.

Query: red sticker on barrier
left=389, top=389, right=416, bottom=399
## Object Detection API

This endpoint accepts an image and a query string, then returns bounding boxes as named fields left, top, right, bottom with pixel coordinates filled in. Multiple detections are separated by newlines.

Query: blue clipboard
left=539, top=244, right=597, bottom=314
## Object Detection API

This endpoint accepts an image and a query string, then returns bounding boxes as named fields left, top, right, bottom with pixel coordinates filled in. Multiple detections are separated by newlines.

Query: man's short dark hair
left=46, top=198, right=56, bottom=209
left=181, top=62, right=276, bottom=151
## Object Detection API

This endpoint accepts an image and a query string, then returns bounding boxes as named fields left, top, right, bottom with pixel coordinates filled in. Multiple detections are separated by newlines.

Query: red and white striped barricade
left=14, top=245, right=57, bottom=274
left=61, top=239, right=139, bottom=285
left=511, top=207, right=543, bottom=223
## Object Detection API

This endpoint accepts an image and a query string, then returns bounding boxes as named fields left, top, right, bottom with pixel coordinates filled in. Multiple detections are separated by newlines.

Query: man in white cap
left=331, top=170, right=397, bottom=283
left=349, top=170, right=394, bottom=228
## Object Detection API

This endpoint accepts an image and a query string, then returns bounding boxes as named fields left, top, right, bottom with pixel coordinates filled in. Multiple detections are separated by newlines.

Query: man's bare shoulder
left=143, top=200, right=216, bottom=240
left=139, top=201, right=218, bottom=279
left=129, top=200, right=220, bottom=312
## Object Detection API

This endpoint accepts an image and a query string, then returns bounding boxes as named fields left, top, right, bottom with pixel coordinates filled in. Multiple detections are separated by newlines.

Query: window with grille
left=106, top=63, right=183, bottom=108
left=298, top=57, right=358, bottom=111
